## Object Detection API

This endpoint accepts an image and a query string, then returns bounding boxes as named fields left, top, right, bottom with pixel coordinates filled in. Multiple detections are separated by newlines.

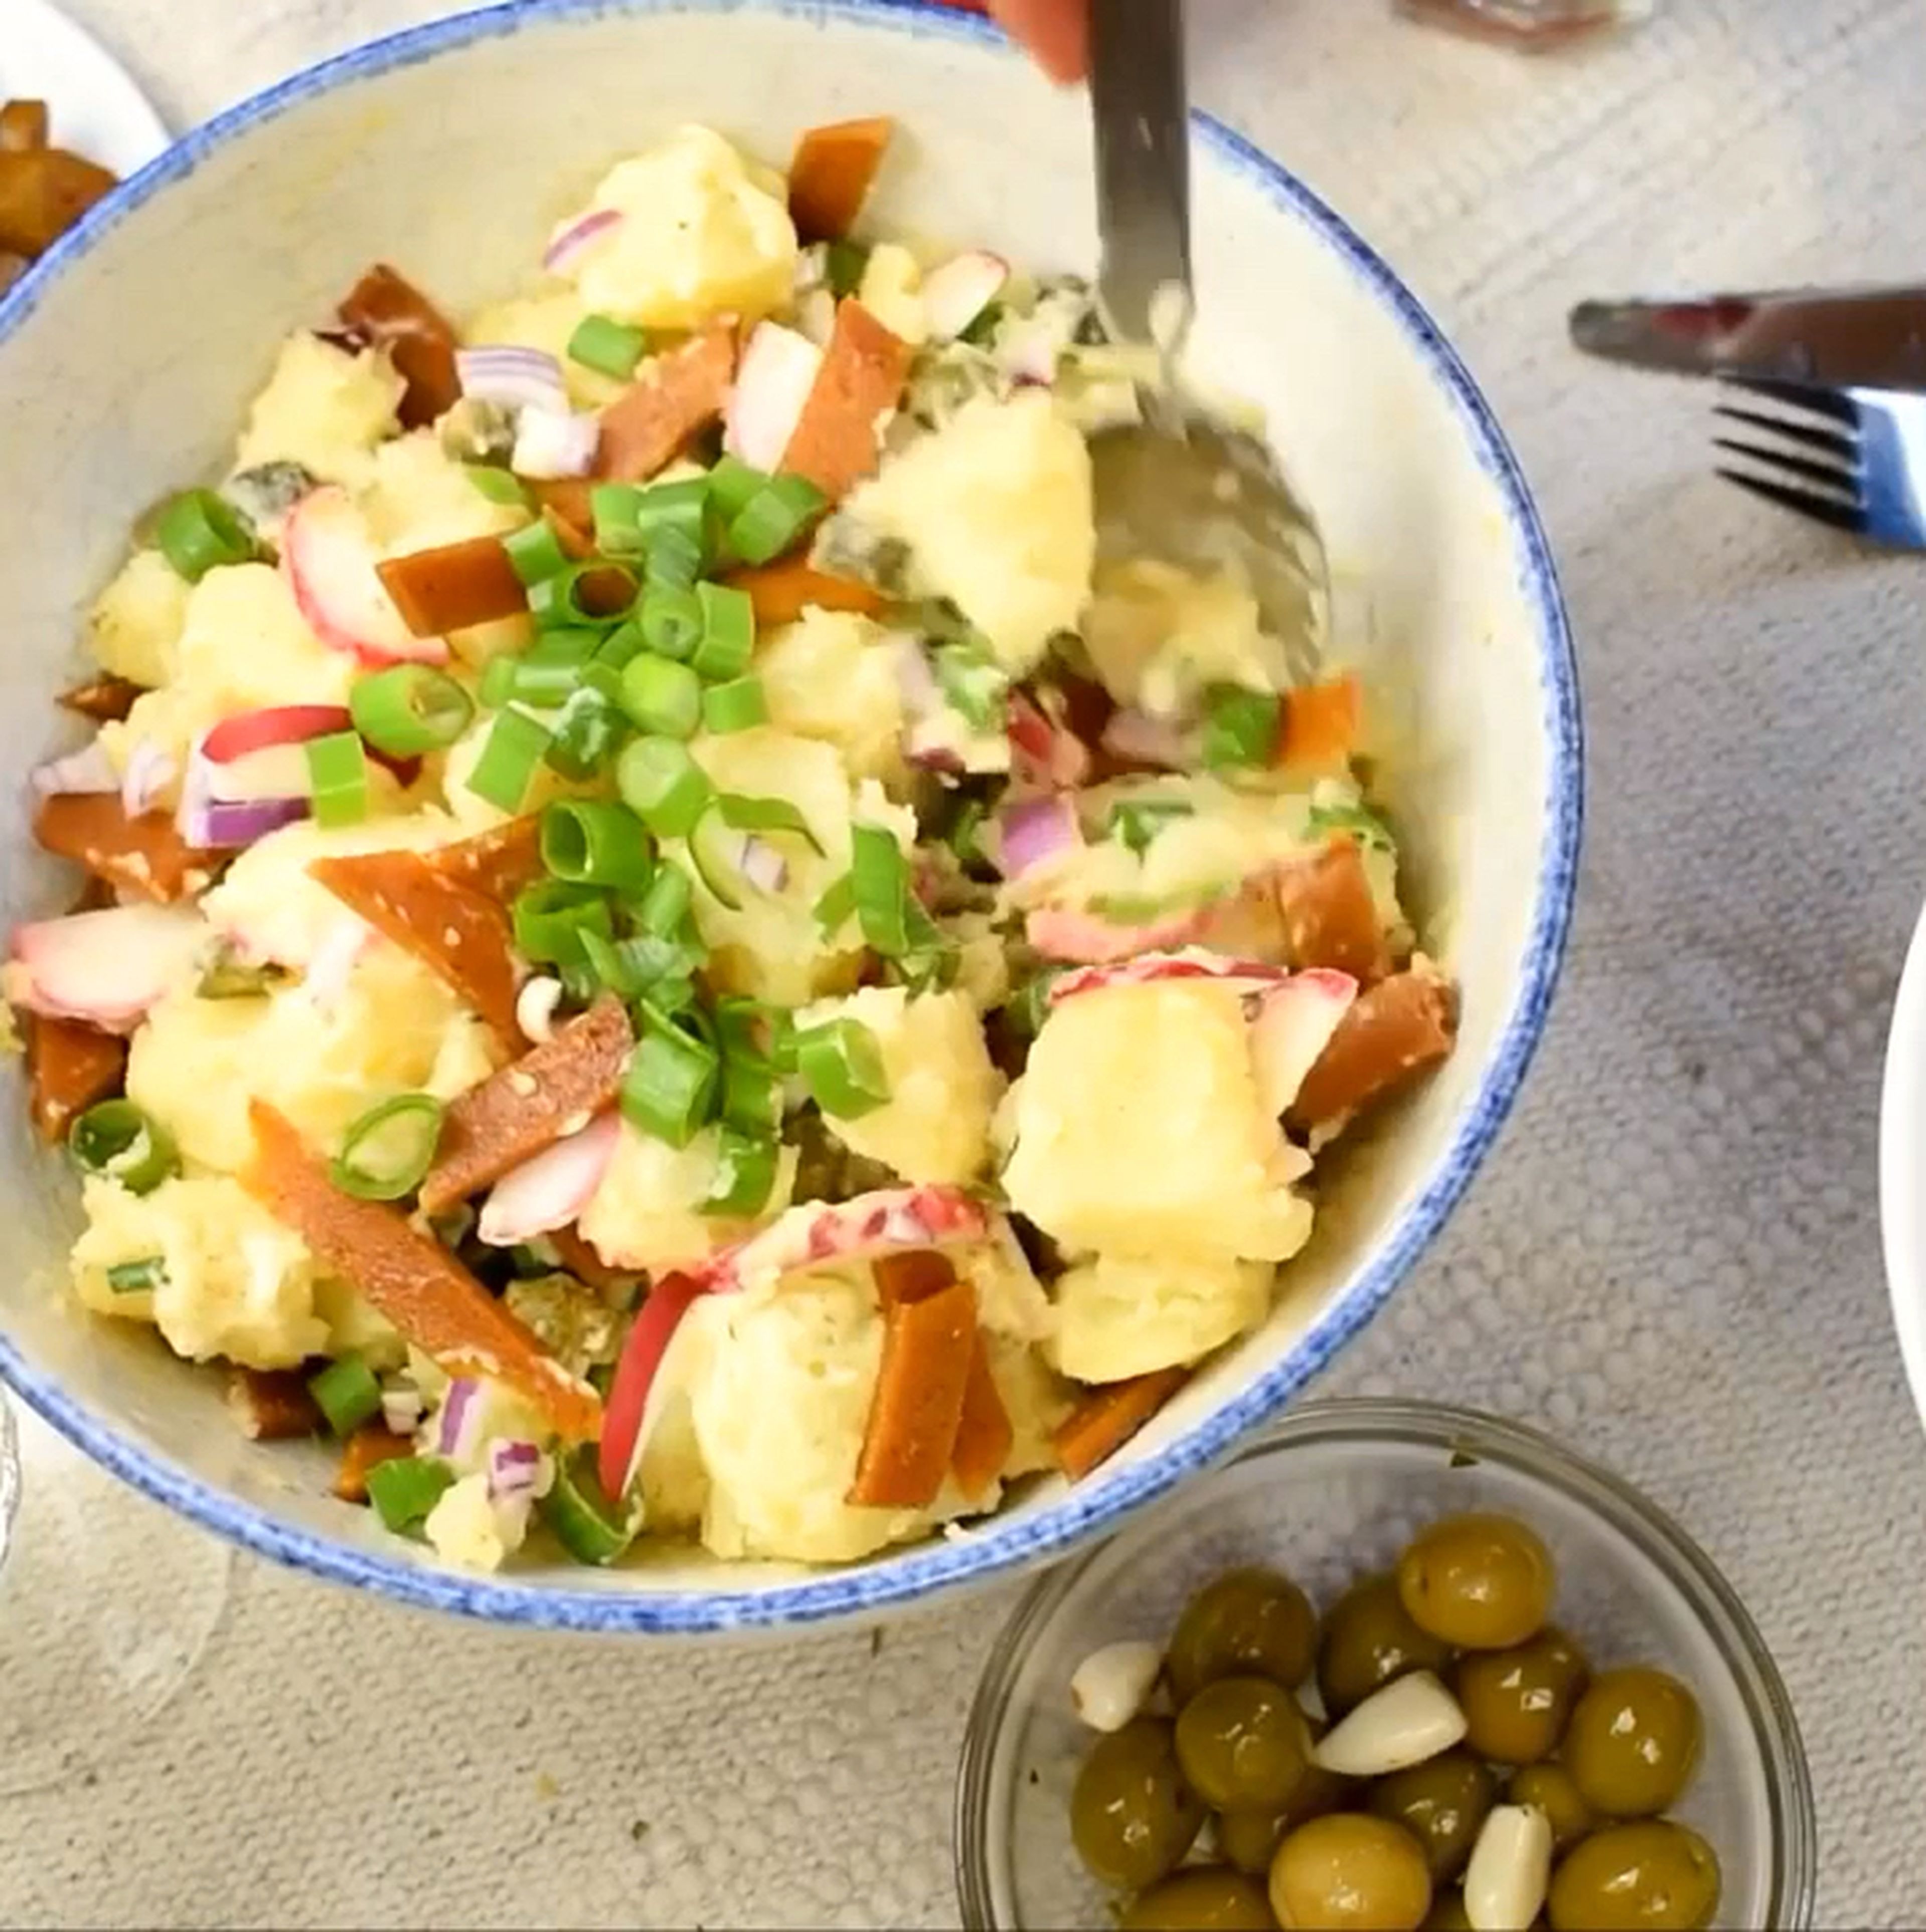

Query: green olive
left=1396, top=1514, right=1556, bottom=1650
left=1269, top=1813, right=1433, bottom=1930
left=1175, top=1675, right=1314, bottom=1811
left=1214, top=1803, right=1295, bottom=1878
left=1119, top=1868, right=1276, bottom=1931
left=1365, top=1750, right=1497, bottom=1881
left=1453, top=1626, right=1590, bottom=1764
left=1070, top=1716, right=1207, bottom=1891
left=1316, top=1573, right=1454, bottom=1717
left=1546, top=1821, right=1721, bottom=1930
left=1419, top=1894, right=1473, bottom=1932
left=1168, top=1566, right=1319, bottom=1700
left=1505, top=1762, right=1596, bottom=1853
left=1562, top=1668, right=1702, bottom=1817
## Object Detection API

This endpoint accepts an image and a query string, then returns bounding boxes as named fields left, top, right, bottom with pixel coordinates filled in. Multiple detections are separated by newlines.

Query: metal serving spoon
left=1086, top=0, right=1331, bottom=683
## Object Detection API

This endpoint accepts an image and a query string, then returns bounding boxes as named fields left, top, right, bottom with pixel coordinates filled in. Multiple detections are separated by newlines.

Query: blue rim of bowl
left=0, top=0, right=1584, bottom=1633
left=953, top=1401, right=1817, bottom=1931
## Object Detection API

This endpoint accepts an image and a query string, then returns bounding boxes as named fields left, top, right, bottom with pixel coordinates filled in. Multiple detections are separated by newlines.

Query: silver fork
left=1714, top=378, right=1926, bottom=547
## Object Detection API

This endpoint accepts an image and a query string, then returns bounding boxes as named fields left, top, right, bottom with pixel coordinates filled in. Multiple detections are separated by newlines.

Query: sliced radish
left=724, top=322, right=824, bottom=473
left=1249, top=970, right=1359, bottom=1118
left=1026, top=904, right=1212, bottom=966
left=31, top=739, right=119, bottom=799
left=597, top=1270, right=705, bottom=1501
left=689, top=1184, right=991, bottom=1293
left=283, top=487, right=445, bottom=667
left=921, top=250, right=1009, bottom=342
left=6, top=905, right=207, bottom=1032
left=201, top=704, right=354, bottom=768
left=1047, top=946, right=1294, bottom=1005
left=477, top=1113, right=621, bottom=1247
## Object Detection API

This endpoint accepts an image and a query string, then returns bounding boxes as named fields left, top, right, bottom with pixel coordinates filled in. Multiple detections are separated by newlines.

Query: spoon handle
left=1089, top=0, right=1194, bottom=347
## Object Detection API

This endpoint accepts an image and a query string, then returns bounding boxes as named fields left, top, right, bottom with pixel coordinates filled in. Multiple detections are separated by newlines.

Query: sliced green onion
left=70, top=1100, right=178, bottom=1195
left=567, top=313, right=650, bottom=382
left=558, top=958, right=602, bottom=1005
left=813, top=872, right=856, bottom=939
left=466, top=708, right=552, bottom=812
left=702, top=1126, right=779, bottom=1217
left=686, top=805, right=746, bottom=911
left=620, top=1011, right=720, bottom=1148
left=1005, top=969, right=1063, bottom=1041
left=577, top=659, right=625, bottom=708
left=503, top=517, right=574, bottom=587
left=635, top=479, right=710, bottom=551
left=946, top=799, right=987, bottom=869
left=1307, top=801, right=1394, bottom=850
left=197, top=949, right=285, bottom=1000
left=529, top=561, right=639, bottom=632
left=617, top=737, right=713, bottom=838
left=716, top=792, right=825, bottom=856
left=543, top=687, right=624, bottom=781
left=645, top=527, right=704, bottom=593
left=503, top=657, right=587, bottom=709
left=307, top=1354, right=382, bottom=1438
left=581, top=928, right=700, bottom=999
left=1201, top=684, right=1282, bottom=770
left=478, top=654, right=517, bottom=710
left=721, top=1058, right=779, bottom=1135
left=933, top=639, right=1011, bottom=731
left=691, top=581, right=757, bottom=681
left=351, top=664, right=475, bottom=758
left=1108, top=797, right=1195, bottom=858
left=525, top=627, right=603, bottom=669
left=639, top=586, right=704, bottom=662
left=305, top=730, right=369, bottom=827
left=366, top=1455, right=455, bottom=1535
left=899, top=897, right=959, bottom=995
left=705, top=456, right=768, bottom=524
left=727, top=475, right=825, bottom=567
left=701, top=675, right=768, bottom=735
left=591, top=483, right=647, bottom=557
left=464, top=464, right=531, bottom=507
left=635, top=863, right=694, bottom=941
left=795, top=1016, right=891, bottom=1119
left=541, top=800, right=655, bottom=893
left=824, top=239, right=870, bottom=299
left=105, top=1255, right=166, bottom=1296
left=850, top=822, right=912, bottom=956
left=513, top=879, right=615, bottom=968
left=541, top=1450, right=639, bottom=1564
left=959, top=300, right=1005, bottom=348
left=329, top=1093, right=446, bottom=1202
left=597, top=619, right=647, bottom=671
left=155, top=488, right=257, bottom=582
left=646, top=973, right=698, bottom=1020
left=619, top=652, right=702, bottom=738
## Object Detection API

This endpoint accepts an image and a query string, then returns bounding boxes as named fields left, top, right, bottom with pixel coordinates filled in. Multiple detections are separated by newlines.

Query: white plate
left=1879, top=901, right=1926, bottom=1433
left=0, top=0, right=169, bottom=178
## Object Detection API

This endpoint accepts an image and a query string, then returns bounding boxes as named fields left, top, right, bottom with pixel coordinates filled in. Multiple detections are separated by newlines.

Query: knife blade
left=1570, top=285, right=1926, bottom=392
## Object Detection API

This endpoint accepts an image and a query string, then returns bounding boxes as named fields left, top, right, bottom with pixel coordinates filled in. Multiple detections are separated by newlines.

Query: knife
left=1570, top=285, right=1926, bottom=391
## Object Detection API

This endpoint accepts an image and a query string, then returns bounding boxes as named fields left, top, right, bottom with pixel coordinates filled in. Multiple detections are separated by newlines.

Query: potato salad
left=5, top=118, right=1456, bottom=1574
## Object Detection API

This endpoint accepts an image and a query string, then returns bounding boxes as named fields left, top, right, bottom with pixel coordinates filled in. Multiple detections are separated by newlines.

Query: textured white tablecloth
left=5, top=0, right=1924, bottom=1922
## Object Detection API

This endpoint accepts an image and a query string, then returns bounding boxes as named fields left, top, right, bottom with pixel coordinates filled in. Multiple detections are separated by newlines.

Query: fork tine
left=1719, top=374, right=1860, bottom=425
left=1711, top=437, right=1858, bottom=493
left=1711, top=403, right=1858, bottom=463
left=1716, top=467, right=1869, bottom=534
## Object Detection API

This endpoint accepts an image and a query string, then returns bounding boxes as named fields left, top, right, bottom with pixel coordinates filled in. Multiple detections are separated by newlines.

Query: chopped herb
left=105, top=1256, right=166, bottom=1295
left=1106, top=798, right=1194, bottom=858
left=1307, top=801, right=1394, bottom=850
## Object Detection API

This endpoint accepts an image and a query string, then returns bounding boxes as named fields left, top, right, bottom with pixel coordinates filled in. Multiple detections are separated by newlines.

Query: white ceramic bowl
left=1880, top=903, right=1926, bottom=1431
left=0, top=0, right=1581, bottom=1633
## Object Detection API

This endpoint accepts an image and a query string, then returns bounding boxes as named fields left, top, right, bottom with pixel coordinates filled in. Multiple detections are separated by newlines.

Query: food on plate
left=1064, top=1516, right=1719, bottom=1931
left=4, top=116, right=1457, bottom=1575
left=0, top=99, right=116, bottom=294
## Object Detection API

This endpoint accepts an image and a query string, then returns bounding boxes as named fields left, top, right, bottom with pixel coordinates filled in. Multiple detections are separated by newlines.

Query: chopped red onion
left=436, top=1378, right=483, bottom=1461
left=119, top=740, right=175, bottom=819
left=1008, top=693, right=1092, bottom=789
left=738, top=834, right=788, bottom=896
left=456, top=345, right=569, bottom=416
left=380, top=1386, right=424, bottom=1436
left=997, top=795, right=1083, bottom=878
left=31, top=739, right=118, bottom=798
left=179, top=790, right=309, bottom=850
left=542, top=206, right=623, bottom=274
left=512, top=407, right=601, bottom=480
left=1101, top=707, right=1191, bottom=769
left=487, top=1438, right=547, bottom=1499
left=892, top=636, right=938, bottom=716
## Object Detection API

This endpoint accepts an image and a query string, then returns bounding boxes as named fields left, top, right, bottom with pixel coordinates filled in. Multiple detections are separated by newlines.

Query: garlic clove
left=1463, top=1803, right=1554, bottom=1931
left=1069, top=1640, right=1163, bottom=1733
left=1311, top=1669, right=1468, bottom=1777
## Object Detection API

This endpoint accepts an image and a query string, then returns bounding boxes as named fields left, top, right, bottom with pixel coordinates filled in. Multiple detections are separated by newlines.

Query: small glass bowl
left=954, top=1400, right=1815, bottom=1930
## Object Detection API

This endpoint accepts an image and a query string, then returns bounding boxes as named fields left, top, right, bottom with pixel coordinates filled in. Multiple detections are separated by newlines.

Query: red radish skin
left=477, top=1113, right=621, bottom=1247
left=598, top=1271, right=705, bottom=1500
left=725, top=322, right=824, bottom=474
left=200, top=705, right=354, bottom=767
left=1047, top=948, right=1294, bottom=1005
left=6, top=905, right=207, bottom=1033
left=689, top=1185, right=991, bottom=1293
left=1248, top=970, right=1359, bottom=1118
left=1026, top=904, right=1212, bottom=966
left=283, top=488, right=446, bottom=666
